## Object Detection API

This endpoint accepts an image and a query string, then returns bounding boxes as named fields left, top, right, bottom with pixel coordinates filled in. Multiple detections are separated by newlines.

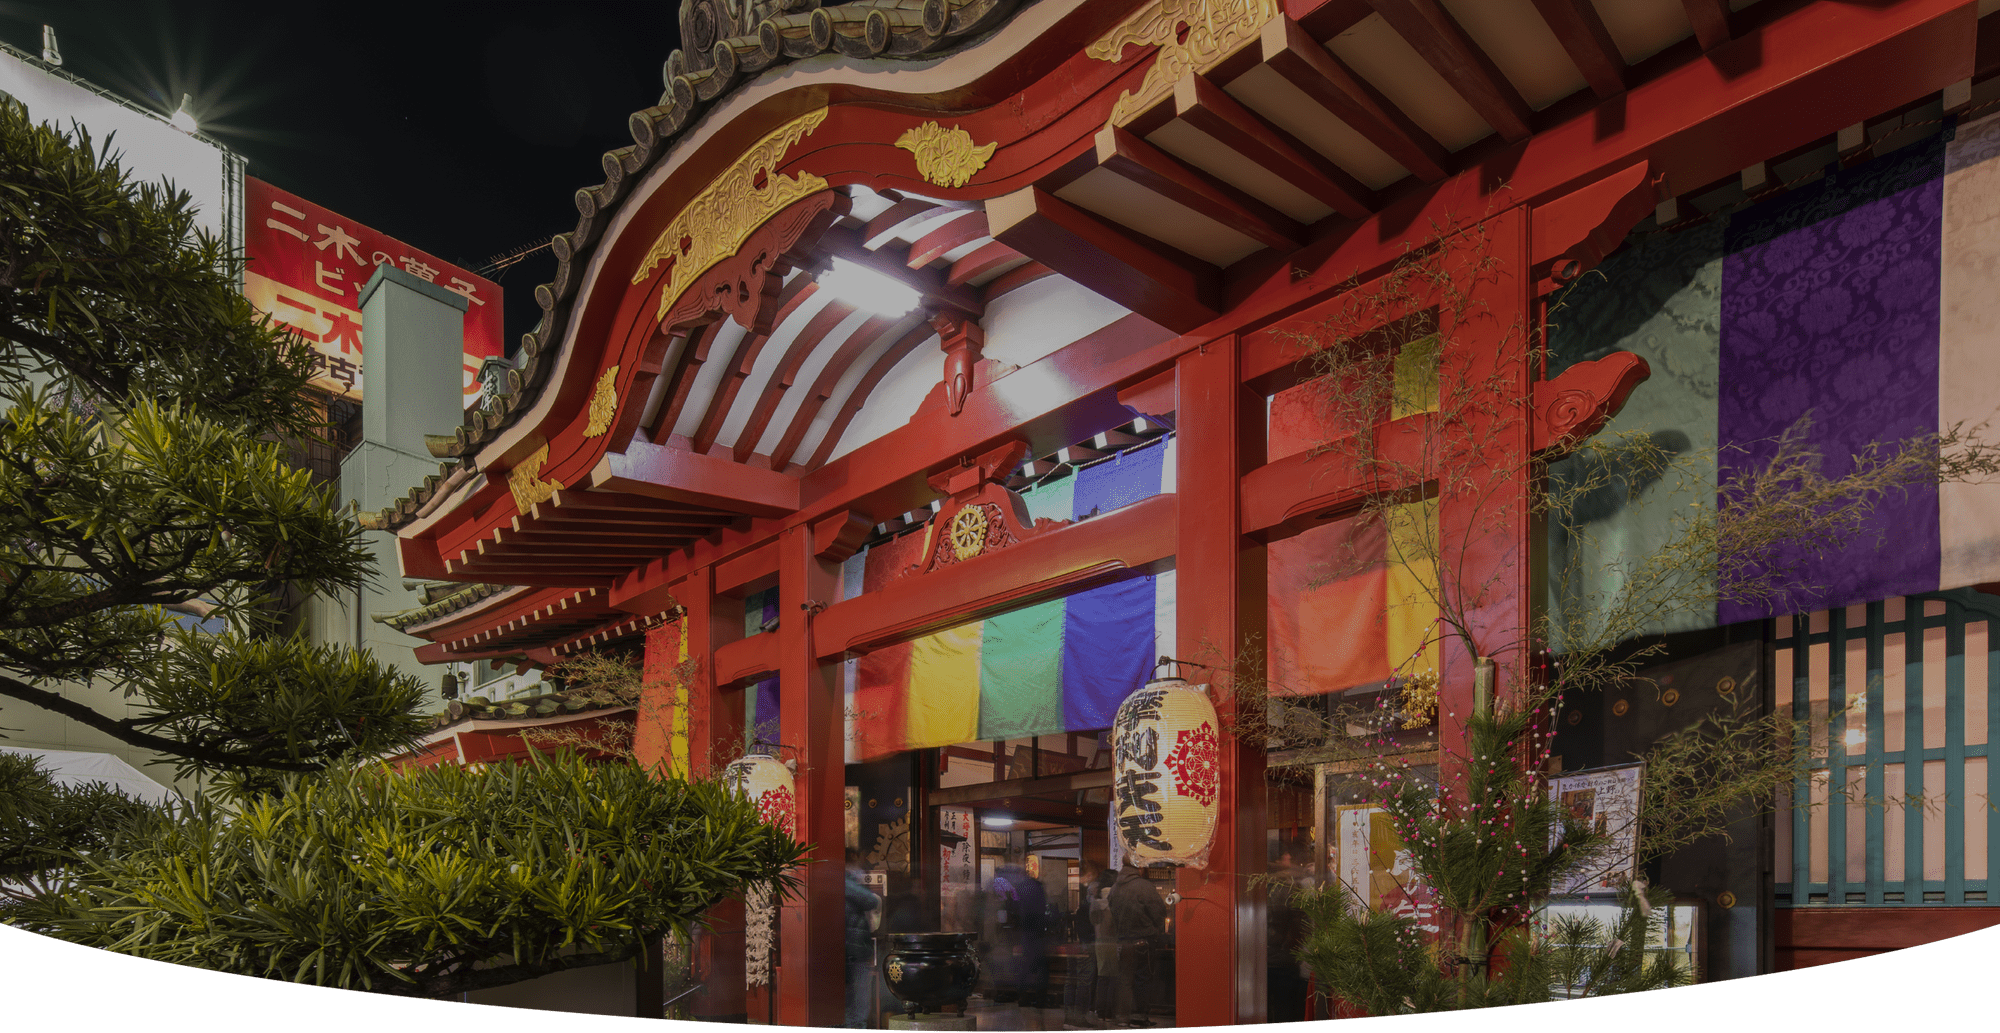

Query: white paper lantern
left=1110, top=677, right=1221, bottom=867
left=724, top=750, right=796, bottom=839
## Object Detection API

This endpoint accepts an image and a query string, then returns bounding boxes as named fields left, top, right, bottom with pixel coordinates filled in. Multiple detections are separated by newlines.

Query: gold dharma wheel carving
left=950, top=505, right=989, bottom=561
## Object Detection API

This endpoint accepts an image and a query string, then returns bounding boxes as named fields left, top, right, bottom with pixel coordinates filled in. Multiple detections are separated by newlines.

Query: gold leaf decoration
left=1088, top=0, right=1279, bottom=126
left=893, top=122, right=997, bottom=189
left=949, top=505, right=989, bottom=561
left=584, top=365, right=620, bottom=438
left=507, top=443, right=563, bottom=511
left=632, top=109, right=831, bottom=317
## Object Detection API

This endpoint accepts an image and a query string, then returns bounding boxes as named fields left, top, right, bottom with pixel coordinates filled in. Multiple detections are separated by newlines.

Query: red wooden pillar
left=776, top=524, right=845, bottom=1027
left=1434, top=206, right=1535, bottom=785
left=1174, top=333, right=1270, bottom=1026
left=641, top=567, right=753, bottom=1023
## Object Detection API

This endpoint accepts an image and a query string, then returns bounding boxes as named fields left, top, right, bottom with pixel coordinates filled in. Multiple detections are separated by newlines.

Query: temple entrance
left=846, top=736, right=1178, bottom=1029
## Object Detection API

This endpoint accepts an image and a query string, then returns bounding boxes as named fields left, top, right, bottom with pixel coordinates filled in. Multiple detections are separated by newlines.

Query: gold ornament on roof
left=584, top=365, right=620, bottom=438
left=633, top=109, right=831, bottom=316
left=1088, top=0, right=1279, bottom=126
left=894, top=122, right=997, bottom=189
left=949, top=505, right=990, bottom=561
left=507, top=443, right=563, bottom=511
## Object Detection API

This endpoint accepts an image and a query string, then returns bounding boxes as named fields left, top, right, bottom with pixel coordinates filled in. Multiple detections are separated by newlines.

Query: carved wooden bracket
left=658, top=190, right=849, bottom=335
left=912, top=440, right=1068, bottom=576
left=1529, top=160, right=1660, bottom=295
left=811, top=509, right=876, bottom=563
left=1531, top=351, right=1651, bottom=457
left=933, top=312, right=986, bottom=417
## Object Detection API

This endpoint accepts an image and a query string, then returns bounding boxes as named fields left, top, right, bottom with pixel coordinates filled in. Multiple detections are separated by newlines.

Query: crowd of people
left=842, top=839, right=1316, bottom=1028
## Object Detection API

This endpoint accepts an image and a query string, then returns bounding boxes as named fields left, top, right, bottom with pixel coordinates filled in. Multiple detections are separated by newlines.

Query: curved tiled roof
left=371, top=0, right=1026, bottom=531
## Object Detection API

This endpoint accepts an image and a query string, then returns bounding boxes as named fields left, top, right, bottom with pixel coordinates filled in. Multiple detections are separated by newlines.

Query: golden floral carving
left=584, top=365, right=620, bottom=438
left=507, top=443, right=563, bottom=511
left=894, top=122, right=996, bottom=189
left=632, top=109, right=831, bottom=316
left=1087, top=0, right=1279, bottom=126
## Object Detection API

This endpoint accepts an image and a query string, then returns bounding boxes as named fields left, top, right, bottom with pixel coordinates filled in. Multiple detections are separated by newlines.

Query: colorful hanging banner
left=1545, top=114, right=2000, bottom=637
left=843, top=438, right=1178, bottom=759
left=1265, top=498, right=1441, bottom=697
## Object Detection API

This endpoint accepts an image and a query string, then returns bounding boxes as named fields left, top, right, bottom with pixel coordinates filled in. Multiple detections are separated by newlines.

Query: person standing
left=1266, top=841, right=1312, bottom=1022
left=1109, top=865, right=1166, bottom=1027
left=845, top=851, right=882, bottom=1028
left=1089, top=867, right=1119, bottom=1025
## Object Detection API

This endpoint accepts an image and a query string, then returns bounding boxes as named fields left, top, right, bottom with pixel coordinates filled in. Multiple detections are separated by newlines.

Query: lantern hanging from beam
left=1111, top=675, right=1220, bottom=867
left=724, top=747, right=796, bottom=839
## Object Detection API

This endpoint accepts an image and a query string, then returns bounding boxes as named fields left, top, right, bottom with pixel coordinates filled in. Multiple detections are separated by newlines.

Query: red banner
left=243, top=177, right=503, bottom=404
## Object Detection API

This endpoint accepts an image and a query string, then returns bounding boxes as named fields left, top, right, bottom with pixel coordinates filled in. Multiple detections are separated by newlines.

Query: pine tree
left=0, top=96, right=428, bottom=783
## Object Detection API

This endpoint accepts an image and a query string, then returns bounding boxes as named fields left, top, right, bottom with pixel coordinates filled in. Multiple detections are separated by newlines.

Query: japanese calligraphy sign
left=1332, top=804, right=1439, bottom=934
left=1109, top=677, right=1220, bottom=868
left=243, top=177, right=502, bottom=404
left=1548, top=762, right=1644, bottom=896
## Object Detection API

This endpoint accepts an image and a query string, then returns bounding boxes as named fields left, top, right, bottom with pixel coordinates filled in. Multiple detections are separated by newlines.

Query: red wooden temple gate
left=377, top=0, right=1981, bottom=1023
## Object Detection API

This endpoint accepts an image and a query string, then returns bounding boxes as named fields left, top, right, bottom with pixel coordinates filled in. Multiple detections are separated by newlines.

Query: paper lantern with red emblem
left=723, top=749, right=796, bottom=839
left=1110, top=676, right=1221, bottom=867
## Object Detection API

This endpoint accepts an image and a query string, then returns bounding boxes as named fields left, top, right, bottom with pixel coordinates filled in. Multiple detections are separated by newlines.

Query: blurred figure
left=990, top=861, right=1050, bottom=1005
left=1109, top=865, right=1166, bottom=1026
left=845, top=850, right=881, bottom=1028
left=1065, top=862, right=1105, bottom=1027
left=1266, top=840, right=1312, bottom=1022
left=1088, top=868, right=1120, bottom=1024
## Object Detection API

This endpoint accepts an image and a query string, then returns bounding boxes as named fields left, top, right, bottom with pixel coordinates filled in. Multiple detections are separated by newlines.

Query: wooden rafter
left=986, top=185, right=1220, bottom=334
left=732, top=302, right=867, bottom=464
left=1681, top=0, right=1732, bottom=51
left=1173, top=73, right=1376, bottom=220
left=861, top=196, right=940, bottom=248
left=1094, top=123, right=1304, bottom=252
left=1368, top=0, right=1534, bottom=142
left=688, top=284, right=823, bottom=454
left=768, top=312, right=909, bottom=470
left=805, top=320, right=937, bottom=470
left=945, top=240, right=1027, bottom=288
left=1530, top=0, right=1626, bottom=99
left=1259, top=16, right=1451, bottom=183
left=906, top=211, right=990, bottom=269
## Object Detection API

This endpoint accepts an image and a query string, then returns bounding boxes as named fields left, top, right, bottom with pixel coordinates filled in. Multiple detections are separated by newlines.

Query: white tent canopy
left=0, top=747, right=177, bottom=806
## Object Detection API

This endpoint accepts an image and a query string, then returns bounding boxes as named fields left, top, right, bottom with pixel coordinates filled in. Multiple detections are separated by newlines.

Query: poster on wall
left=1548, top=762, right=1644, bottom=895
left=242, top=177, right=502, bottom=405
left=938, top=807, right=975, bottom=932
left=1332, top=803, right=1439, bottom=934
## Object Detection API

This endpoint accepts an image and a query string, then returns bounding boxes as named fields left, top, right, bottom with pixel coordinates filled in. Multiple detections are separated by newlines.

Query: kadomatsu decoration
left=1111, top=676, right=1221, bottom=867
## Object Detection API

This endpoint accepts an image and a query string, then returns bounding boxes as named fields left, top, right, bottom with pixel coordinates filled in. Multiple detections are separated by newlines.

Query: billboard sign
left=243, top=177, right=502, bottom=404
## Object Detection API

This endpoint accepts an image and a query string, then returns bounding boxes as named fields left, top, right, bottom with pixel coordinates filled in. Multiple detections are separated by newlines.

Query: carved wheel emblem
left=949, top=506, right=989, bottom=561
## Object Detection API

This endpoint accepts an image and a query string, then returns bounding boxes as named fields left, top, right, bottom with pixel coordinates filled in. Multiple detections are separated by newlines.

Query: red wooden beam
left=803, top=320, right=937, bottom=470
left=732, top=301, right=861, bottom=464
left=1369, top=0, right=1533, bottom=142
left=810, top=492, right=1175, bottom=660
left=769, top=313, right=913, bottom=471
left=775, top=524, right=845, bottom=1027
left=713, top=632, right=780, bottom=686
left=986, top=186, right=1220, bottom=334
left=944, top=240, right=1027, bottom=288
left=591, top=438, right=799, bottom=517
left=1682, top=0, right=1732, bottom=51
left=1094, top=123, right=1305, bottom=252
left=980, top=259, right=1056, bottom=302
left=1173, top=72, right=1375, bottom=220
left=1259, top=16, right=1451, bottom=183
left=906, top=210, right=990, bottom=269
left=1240, top=412, right=1434, bottom=538
left=1530, top=0, right=1627, bottom=99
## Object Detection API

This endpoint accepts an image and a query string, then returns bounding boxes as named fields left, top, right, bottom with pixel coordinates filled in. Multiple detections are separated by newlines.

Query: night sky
left=1, top=0, right=683, bottom=350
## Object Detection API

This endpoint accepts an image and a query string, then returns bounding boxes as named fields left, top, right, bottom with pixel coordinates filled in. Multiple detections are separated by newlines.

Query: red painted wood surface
left=776, top=524, right=845, bottom=1027
left=1174, top=335, right=1269, bottom=1025
left=1774, top=908, right=2000, bottom=969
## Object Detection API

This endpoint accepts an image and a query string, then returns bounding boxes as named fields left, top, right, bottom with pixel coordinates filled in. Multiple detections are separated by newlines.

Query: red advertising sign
left=242, top=177, right=503, bottom=404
